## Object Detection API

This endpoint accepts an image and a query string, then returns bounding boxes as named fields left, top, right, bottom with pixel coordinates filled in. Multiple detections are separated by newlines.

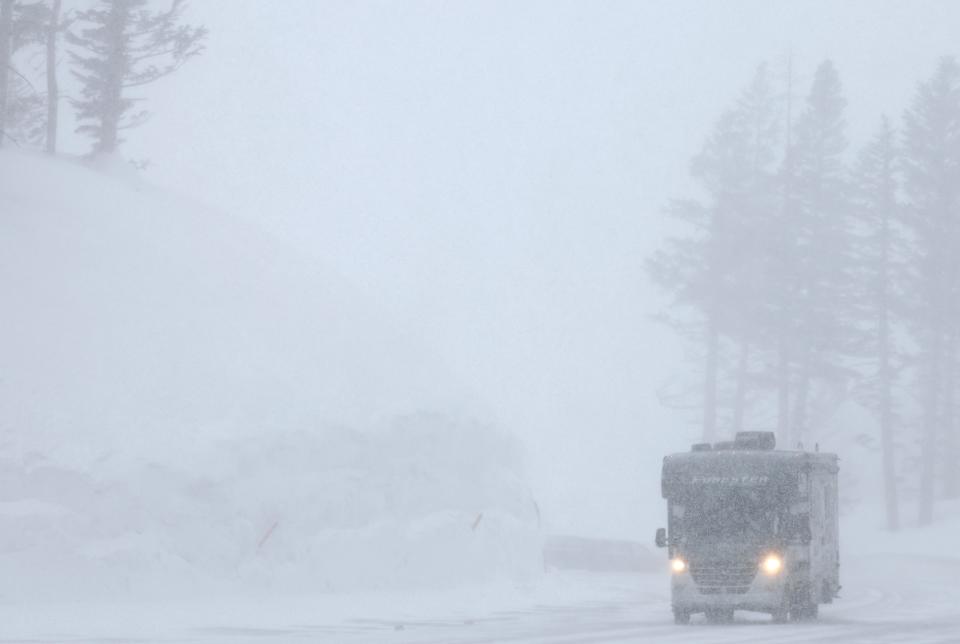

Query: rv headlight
left=671, top=557, right=687, bottom=573
left=761, top=554, right=783, bottom=575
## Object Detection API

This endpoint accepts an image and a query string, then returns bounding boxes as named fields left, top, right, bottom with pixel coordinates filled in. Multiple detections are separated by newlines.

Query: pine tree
left=851, top=117, right=904, bottom=531
left=0, top=0, right=14, bottom=146
left=901, top=56, right=960, bottom=525
left=45, top=0, right=62, bottom=154
left=0, top=0, right=47, bottom=147
left=648, top=64, right=781, bottom=441
left=66, top=0, right=206, bottom=155
left=723, top=67, right=782, bottom=433
left=774, top=60, right=851, bottom=449
left=772, top=53, right=801, bottom=446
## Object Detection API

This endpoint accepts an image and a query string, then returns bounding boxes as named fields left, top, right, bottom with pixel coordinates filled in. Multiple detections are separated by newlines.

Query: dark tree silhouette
left=901, top=57, right=960, bottom=525
left=67, top=0, right=206, bottom=154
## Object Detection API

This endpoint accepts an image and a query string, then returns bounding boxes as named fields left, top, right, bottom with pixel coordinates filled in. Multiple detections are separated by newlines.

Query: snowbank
left=0, top=415, right=541, bottom=600
left=0, top=151, right=541, bottom=599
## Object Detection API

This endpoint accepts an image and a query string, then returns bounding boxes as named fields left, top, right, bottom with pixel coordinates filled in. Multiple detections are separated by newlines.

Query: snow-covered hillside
left=1, top=152, right=475, bottom=438
left=0, top=151, right=541, bottom=599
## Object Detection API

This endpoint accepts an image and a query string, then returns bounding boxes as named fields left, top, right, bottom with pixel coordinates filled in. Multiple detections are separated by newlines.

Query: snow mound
left=0, top=414, right=541, bottom=600
left=0, top=152, right=540, bottom=598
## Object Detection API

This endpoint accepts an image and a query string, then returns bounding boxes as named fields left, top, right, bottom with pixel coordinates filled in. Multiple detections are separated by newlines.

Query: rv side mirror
left=655, top=527, right=667, bottom=548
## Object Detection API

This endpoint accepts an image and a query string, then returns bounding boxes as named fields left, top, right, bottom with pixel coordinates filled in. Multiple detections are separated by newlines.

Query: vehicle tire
left=791, top=601, right=819, bottom=621
left=673, top=609, right=691, bottom=625
left=822, top=579, right=835, bottom=604
left=789, top=585, right=819, bottom=622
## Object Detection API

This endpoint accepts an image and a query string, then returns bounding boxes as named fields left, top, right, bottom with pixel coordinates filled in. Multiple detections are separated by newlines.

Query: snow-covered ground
left=3, top=547, right=958, bottom=643
left=3, top=496, right=958, bottom=643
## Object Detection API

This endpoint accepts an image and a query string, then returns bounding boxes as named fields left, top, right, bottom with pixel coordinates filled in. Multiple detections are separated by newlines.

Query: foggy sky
left=73, top=0, right=960, bottom=537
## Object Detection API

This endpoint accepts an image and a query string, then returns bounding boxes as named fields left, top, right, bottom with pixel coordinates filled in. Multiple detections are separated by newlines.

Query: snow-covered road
left=5, top=553, right=958, bottom=644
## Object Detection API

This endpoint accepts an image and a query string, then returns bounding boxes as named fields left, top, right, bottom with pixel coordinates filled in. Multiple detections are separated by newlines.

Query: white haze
left=7, top=1, right=960, bottom=641
left=100, top=0, right=960, bottom=537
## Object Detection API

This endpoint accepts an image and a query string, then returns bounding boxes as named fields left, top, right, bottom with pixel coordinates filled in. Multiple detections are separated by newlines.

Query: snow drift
left=0, top=151, right=541, bottom=599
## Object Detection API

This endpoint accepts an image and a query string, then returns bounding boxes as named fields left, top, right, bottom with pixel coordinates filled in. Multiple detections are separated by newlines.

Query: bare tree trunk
left=942, top=335, right=958, bottom=498
left=919, top=333, right=941, bottom=526
left=878, top=341, right=899, bottom=530
left=45, top=0, right=61, bottom=155
left=96, top=0, right=129, bottom=154
left=920, top=201, right=953, bottom=525
left=877, top=269, right=899, bottom=530
left=732, top=340, right=750, bottom=433
left=703, top=313, right=719, bottom=443
left=876, top=151, right=900, bottom=530
left=0, top=0, right=13, bottom=148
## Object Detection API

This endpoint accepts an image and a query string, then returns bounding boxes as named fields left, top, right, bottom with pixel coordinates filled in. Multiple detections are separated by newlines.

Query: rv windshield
left=674, top=487, right=779, bottom=543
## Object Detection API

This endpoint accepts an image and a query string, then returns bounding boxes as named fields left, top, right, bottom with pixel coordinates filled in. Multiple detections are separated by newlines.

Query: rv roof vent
left=734, top=431, right=776, bottom=450
left=691, top=443, right=712, bottom=452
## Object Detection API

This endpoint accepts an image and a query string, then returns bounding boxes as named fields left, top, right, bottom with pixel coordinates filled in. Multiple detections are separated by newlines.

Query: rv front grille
left=689, top=561, right=757, bottom=594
